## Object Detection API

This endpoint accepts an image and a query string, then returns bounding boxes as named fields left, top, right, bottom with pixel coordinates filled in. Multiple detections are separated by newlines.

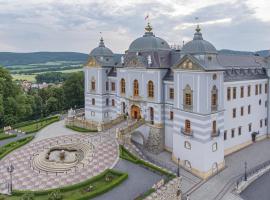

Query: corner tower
left=84, top=37, right=114, bottom=122
left=172, top=25, right=225, bottom=179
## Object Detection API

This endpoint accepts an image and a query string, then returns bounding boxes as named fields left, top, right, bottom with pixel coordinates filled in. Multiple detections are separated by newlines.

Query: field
left=7, top=61, right=84, bottom=82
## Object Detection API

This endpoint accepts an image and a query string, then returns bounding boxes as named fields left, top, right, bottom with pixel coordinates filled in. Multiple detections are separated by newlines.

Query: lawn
left=0, top=169, right=128, bottom=200
left=18, top=116, right=60, bottom=134
left=0, top=133, right=16, bottom=141
left=66, top=125, right=98, bottom=133
left=0, top=136, right=34, bottom=160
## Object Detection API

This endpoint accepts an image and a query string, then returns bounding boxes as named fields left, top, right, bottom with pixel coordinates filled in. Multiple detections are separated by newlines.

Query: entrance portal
left=131, top=105, right=141, bottom=119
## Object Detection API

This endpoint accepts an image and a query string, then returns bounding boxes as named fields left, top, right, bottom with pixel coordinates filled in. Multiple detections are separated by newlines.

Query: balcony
left=181, top=127, right=194, bottom=137
left=211, top=129, right=220, bottom=137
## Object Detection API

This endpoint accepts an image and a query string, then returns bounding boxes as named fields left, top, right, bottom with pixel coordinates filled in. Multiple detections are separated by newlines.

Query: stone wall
left=146, top=125, right=165, bottom=154
left=144, top=177, right=182, bottom=200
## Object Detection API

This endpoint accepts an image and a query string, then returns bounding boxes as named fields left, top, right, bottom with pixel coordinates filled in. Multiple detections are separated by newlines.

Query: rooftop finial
left=196, top=24, right=201, bottom=33
left=145, top=22, right=153, bottom=32
left=99, top=32, right=105, bottom=47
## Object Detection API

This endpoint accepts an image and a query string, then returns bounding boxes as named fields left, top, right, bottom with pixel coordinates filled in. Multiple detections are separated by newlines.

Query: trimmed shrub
left=65, top=125, right=97, bottom=133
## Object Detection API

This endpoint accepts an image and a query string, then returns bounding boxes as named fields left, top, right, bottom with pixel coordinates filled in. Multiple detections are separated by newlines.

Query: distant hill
left=219, top=49, right=270, bottom=57
left=0, top=52, right=88, bottom=66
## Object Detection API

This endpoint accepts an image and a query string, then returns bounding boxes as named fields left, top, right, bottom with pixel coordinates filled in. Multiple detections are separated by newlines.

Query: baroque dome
left=128, top=23, right=171, bottom=52
left=182, top=25, right=217, bottom=55
left=90, top=37, right=113, bottom=57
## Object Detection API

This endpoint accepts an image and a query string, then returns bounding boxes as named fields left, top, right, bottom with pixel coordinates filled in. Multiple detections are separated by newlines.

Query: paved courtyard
left=0, top=133, right=119, bottom=191
left=189, top=139, right=270, bottom=200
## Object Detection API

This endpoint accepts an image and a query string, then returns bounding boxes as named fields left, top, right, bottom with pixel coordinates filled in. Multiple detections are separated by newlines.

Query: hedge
left=66, top=125, right=98, bottom=133
left=12, top=169, right=128, bottom=200
left=0, top=136, right=34, bottom=160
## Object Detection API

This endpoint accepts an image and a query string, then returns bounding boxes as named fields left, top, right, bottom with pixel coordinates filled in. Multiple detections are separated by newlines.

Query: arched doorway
left=131, top=105, right=141, bottom=119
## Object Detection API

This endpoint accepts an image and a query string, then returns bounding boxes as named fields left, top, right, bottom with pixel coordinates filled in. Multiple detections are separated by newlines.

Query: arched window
left=184, top=160, right=191, bottom=169
left=120, top=79, right=125, bottom=94
left=185, top=120, right=191, bottom=133
left=184, top=85, right=192, bottom=110
left=148, top=81, right=154, bottom=97
left=133, top=80, right=139, bottom=96
left=184, top=141, right=191, bottom=149
left=211, top=85, right=218, bottom=111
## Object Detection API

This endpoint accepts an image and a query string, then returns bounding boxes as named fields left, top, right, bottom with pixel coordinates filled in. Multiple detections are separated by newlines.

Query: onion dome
left=128, top=23, right=170, bottom=52
left=182, top=25, right=217, bottom=55
left=89, top=37, right=113, bottom=57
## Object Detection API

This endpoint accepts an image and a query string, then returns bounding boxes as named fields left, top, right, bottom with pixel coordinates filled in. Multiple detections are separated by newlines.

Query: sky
left=0, top=0, right=270, bottom=53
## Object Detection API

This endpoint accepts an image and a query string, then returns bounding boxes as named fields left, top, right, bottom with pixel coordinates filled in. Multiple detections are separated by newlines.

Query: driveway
left=94, top=159, right=163, bottom=200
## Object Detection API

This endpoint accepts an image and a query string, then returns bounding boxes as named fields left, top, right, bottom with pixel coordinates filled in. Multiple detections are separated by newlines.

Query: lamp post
left=7, top=163, right=14, bottom=195
left=176, top=158, right=182, bottom=199
left=244, top=161, right=247, bottom=181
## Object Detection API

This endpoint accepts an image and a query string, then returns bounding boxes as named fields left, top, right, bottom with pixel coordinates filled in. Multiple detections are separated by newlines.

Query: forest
left=0, top=67, right=84, bottom=127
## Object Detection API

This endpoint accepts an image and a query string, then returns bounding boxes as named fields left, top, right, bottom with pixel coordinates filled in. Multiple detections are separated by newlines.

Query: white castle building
left=84, top=23, right=270, bottom=179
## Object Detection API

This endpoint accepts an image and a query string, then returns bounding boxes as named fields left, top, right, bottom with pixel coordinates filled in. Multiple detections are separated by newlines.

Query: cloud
left=0, top=0, right=269, bottom=53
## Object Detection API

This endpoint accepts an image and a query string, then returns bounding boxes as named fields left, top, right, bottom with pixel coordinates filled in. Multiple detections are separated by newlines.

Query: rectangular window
left=224, top=130, right=227, bottom=141
left=106, top=81, right=109, bottom=91
left=265, top=101, right=268, bottom=108
left=169, top=88, right=174, bottom=99
left=92, top=98, right=95, bottom=105
left=92, top=82, right=96, bottom=90
left=248, top=105, right=251, bottom=114
left=233, top=87, right=237, bottom=99
left=265, top=118, right=268, bottom=126
left=265, top=83, right=268, bottom=94
left=240, top=107, right=244, bottom=116
left=259, top=84, right=262, bottom=94
left=260, top=119, right=263, bottom=128
left=248, top=85, right=251, bottom=97
left=240, top=86, right=244, bottom=98
left=170, top=111, right=174, bottom=120
left=249, top=123, right=252, bottom=132
left=227, top=87, right=231, bottom=101
left=233, top=108, right=236, bottom=118
left=112, top=99, right=115, bottom=106
left=231, top=129, right=235, bottom=138
left=238, top=127, right=242, bottom=135
left=255, top=84, right=258, bottom=95
left=111, top=82, right=115, bottom=91
left=106, top=98, right=109, bottom=106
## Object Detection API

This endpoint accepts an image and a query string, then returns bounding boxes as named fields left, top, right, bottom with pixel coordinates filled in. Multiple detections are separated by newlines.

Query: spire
left=193, top=24, right=203, bottom=40
left=99, top=37, right=105, bottom=47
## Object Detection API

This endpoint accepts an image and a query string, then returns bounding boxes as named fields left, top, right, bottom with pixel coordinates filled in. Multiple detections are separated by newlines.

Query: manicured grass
left=0, top=136, right=34, bottom=160
left=0, top=169, right=128, bottom=200
left=0, top=133, right=16, bottom=141
left=66, top=125, right=98, bottom=133
left=17, top=116, right=60, bottom=134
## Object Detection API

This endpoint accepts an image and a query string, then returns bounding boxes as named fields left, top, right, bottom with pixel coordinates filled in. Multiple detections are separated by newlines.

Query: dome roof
left=182, top=25, right=217, bottom=55
left=128, top=23, right=170, bottom=52
left=90, top=37, right=113, bottom=57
